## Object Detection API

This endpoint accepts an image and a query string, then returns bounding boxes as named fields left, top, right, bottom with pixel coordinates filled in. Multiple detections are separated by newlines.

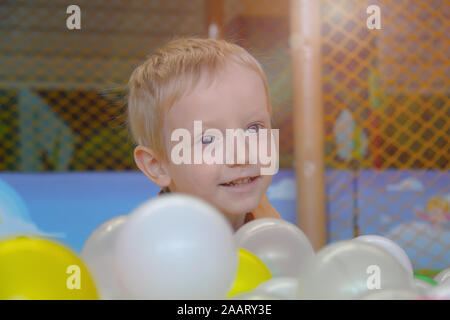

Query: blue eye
left=202, top=135, right=215, bottom=144
left=246, top=124, right=262, bottom=133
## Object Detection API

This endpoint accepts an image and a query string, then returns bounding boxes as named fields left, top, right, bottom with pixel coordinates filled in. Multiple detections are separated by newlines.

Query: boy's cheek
left=170, top=164, right=220, bottom=191
left=259, top=174, right=273, bottom=193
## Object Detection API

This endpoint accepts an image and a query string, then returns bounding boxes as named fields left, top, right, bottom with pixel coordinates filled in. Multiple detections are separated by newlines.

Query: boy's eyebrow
left=249, top=110, right=271, bottom=120
left=189, top=121, right=215, bottom=139
left=190, top=112, right=271, bottom=131
left=245, top=111, right=271, bottom=124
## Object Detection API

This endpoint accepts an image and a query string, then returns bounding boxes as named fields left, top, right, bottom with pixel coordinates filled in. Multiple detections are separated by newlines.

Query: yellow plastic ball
left=227, top=248, right=272, bottom=297
left=0, top=236, right=98, bottom=300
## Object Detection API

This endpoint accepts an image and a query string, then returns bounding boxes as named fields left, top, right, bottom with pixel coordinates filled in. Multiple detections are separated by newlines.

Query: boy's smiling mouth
left=219, top=175, right=260, bottom=188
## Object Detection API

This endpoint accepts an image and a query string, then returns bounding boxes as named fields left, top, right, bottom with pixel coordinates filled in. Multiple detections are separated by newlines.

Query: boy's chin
left=218, top=198, right=259, bottom=216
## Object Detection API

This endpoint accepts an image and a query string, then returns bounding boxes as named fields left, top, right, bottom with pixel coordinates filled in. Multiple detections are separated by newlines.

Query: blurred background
left=0, top=0, right=448, bottom=274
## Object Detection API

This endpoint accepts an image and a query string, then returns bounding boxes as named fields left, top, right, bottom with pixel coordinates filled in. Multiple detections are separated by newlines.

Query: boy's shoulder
left=252, top=194, right=282, bottom=220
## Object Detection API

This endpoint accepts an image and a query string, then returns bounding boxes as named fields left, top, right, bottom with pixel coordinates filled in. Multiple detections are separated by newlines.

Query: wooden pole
left=290, top=0, right=327, bottom=251
left=205, top=0, right=224, bottom=39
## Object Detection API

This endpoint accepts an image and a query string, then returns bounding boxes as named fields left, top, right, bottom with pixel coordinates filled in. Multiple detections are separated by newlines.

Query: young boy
left=127, top=37, right=281, bottom=231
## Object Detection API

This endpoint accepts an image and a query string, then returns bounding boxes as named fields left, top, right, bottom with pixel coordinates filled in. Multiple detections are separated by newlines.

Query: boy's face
left=161, top=61, right=274, bottom=219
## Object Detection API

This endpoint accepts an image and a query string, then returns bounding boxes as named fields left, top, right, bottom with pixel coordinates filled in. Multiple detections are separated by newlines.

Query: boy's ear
left=134, top=145, right=171, bottom=188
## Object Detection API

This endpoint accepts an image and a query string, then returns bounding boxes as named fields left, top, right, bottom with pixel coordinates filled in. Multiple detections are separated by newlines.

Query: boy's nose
left=224, top=134, right=253, bottom=167
left=226, top=161, right=247, bottom=168
left=225, top=151, right=249, bottom=167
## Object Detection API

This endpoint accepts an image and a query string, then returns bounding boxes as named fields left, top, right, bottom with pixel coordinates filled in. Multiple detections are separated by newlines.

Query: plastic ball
left=81, top=215, right=128, bottom=299
left=434, top=267, right=450, bottom=285
left=0, top=236, right=98, bottom=300
left=298, top=240, right=415, bottom=300
left=425, top=284, right=450, bottom=300
left=253, top=277, right=299, bottom=300
left=227, top=248, right=271, bottom=297
left=358, top=288, right=421, bottom=300
left=229, top=291, right=280, bottom=300
left=353, top=235, right=413, bottom=277
left=114, top=194, right=238, bottom=299
left=413, top=275, right=436, bottom=294
left=234, top=218, right=315, bottom=278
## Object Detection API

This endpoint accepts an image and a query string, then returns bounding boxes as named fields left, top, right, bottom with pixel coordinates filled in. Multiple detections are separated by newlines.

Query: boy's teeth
left=227, top=177, right=252, bottom=186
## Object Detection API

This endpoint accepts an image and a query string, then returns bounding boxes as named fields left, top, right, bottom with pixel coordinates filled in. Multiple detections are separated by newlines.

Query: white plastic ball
left=81, top=215, right=128, bottom=299
left=298, top=240, right=416, bottom=300
left=234, top=218, right=315, bottom=277
left=253, top=277, right=299, bottom=300
left=114, top=194, right=238, bottom=299
left=353, top=234, right=413, bottom=277
left=434, top=267, right=450, bottom=285
left=358, top=288, right=421, bottom=300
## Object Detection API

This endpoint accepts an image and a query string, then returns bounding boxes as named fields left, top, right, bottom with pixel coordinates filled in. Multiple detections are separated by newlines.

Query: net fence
left=0, top=0, right=448, bottom=271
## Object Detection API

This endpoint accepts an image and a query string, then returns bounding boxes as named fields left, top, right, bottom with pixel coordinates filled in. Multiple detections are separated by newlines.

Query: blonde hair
left=127, top=37, right=271, bottom=159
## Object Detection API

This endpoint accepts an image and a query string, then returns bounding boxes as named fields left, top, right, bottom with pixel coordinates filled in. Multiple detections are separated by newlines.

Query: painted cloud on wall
left=0, top=179, right=65, bottom=239
left=386, top=177, right=425, bottom=192
left=267, top=177, right=297, bottom=200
